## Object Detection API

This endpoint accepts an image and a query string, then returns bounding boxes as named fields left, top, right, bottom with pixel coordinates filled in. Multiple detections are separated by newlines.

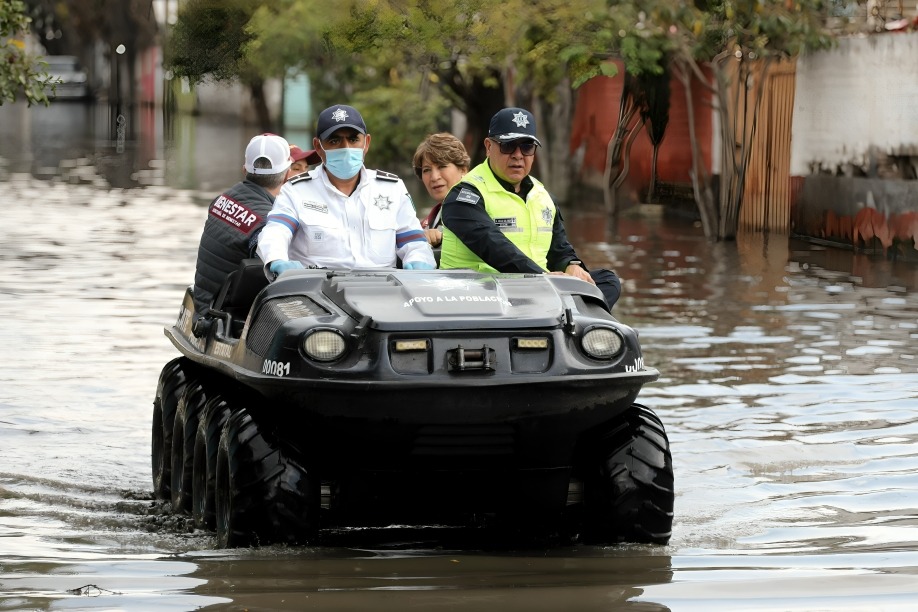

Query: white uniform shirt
left=257, top=166, right=435, bottom=270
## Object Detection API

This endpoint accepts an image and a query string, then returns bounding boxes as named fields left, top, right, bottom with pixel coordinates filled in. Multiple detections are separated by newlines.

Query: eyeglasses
left=491, top=139, right=537, bottom=156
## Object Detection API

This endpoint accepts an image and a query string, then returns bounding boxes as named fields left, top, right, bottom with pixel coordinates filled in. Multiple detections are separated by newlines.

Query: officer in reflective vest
left=439, top=107, right=621, bottom=308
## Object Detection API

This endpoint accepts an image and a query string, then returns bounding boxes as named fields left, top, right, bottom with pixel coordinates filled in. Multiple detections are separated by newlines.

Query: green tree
left=578, top=1, right=835, bottom=240
left=167, top=0, right=276, bottom=131
left=244, top=0, right=453, bottom=171
left=168, top=0, right=452, bottom=147
left=251, top=0, right=609, bottom=201
left=0, top=0, right=54, bottom=106
left=251, top=0, right=512, bottom=163
left=170, top=0, right=621, bottom=202
left=509, top=0, right=610, bottom=203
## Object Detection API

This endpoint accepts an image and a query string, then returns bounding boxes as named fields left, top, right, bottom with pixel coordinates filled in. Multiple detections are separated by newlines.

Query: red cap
left=290, top=145, right=321, bottom=165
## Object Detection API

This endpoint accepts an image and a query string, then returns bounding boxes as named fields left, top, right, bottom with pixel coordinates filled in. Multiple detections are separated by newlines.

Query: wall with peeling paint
left=794, top=176, right=918, bottom=259
left=791, top=33, right=918, bottom=260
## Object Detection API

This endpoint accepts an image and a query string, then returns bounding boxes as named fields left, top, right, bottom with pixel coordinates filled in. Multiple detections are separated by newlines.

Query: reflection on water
left=1, top=102, right=917, bottom=610
left=182, top=549, right=674, bottom=612
left=0, top=100, right=256, bottom=192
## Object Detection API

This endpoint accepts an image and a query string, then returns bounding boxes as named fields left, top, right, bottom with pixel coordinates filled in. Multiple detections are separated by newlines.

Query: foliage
left=244, top=1, right=508, bottom=165
left=342, top=1, right=622, bottom=190
left=568, top=0, right=837, bottom=240
left=264, top=1, right=515, bottom=151
left=0, top=0, right=54, bottom=106
left=348, top=78, right=452, bottom=175
left=165, top=0, right=838, bottom=219
left=167, top=0, right=288, bottom=131
left=167, top=1, right=631, bottom=195
left=167, top=0, right=259, bottom=84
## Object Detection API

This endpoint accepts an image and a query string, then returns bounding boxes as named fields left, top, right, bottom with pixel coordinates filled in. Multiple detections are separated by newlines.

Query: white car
left=44, top=55, right=91, bottom=100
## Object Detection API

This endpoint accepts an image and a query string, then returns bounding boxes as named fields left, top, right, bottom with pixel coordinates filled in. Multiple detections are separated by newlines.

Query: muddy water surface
left=1, top=102, right=918, bottom=611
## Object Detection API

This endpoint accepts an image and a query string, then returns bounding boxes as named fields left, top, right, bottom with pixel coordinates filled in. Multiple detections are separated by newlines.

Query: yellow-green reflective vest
left=440, top=162, right=555, bottom=273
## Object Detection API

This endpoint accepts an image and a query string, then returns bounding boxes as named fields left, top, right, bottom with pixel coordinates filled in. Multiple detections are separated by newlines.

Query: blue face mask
left=321, top=145, right=364, bottom=180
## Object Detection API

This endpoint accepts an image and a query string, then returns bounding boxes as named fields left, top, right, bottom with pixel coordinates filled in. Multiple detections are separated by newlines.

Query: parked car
left=43, top=55, right=91, bottom=100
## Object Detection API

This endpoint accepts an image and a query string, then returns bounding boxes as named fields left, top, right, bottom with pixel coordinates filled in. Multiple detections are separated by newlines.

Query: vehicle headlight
left=581, top=327, right=623, bottom=359
left=302, top=329, right=347, bottom=361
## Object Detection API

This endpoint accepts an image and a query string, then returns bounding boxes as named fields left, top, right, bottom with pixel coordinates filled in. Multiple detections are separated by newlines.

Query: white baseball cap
left=244, top=133, right=292, bottom=175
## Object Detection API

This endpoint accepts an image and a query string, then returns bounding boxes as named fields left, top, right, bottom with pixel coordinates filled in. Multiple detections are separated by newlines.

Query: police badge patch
left=374, top=195, right=393, bottom=210
left=542, top=206, right=553, bottom=225
left=456, top=188, right=481, bottom=204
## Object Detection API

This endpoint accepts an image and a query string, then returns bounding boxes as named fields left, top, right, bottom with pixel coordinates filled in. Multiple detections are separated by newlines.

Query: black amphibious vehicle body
left=152, top=260, right=674, bottom=547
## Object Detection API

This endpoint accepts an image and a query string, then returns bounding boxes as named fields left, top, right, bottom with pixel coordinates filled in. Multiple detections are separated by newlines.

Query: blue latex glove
left=403, top=261, right=436, bottom=270
left=269, top=260, right=305, bottom=277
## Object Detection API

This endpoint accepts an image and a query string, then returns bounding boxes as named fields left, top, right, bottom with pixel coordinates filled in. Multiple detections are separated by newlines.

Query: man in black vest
left=192, top=133, right=291, bottom=323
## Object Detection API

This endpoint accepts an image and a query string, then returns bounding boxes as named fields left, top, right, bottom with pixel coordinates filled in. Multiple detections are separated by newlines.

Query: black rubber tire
left=580, top=403, right=674, bottom=545
left=170, top=380, right=209, bottom=514
left=192, top=395, right=232, bottom=530
left=152, top=357, right=193, bottom=500
left=215, top=406, right=319, bottom=548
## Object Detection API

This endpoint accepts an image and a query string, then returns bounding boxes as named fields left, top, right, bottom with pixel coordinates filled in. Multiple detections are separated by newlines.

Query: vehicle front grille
left=247, top=296, right=327, bottom=355
left=411, top=424, right=515, bottom=457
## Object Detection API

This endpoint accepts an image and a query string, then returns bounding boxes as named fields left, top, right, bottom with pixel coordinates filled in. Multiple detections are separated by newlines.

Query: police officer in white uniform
left=258, top=104, right=436, bottom=277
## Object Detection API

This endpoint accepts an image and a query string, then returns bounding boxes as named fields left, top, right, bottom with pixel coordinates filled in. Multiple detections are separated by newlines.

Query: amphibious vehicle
left=151, top=259, right=673, bottom=547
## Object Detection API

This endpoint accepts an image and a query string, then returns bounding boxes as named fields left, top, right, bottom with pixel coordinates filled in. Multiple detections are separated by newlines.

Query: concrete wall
left=790, top=33, right=918, bottom=260
left=192, top=80, right=283, bottom=125
left=791, top=32, right=918, bottom=175
left=797, top=175, right=918, bottom=222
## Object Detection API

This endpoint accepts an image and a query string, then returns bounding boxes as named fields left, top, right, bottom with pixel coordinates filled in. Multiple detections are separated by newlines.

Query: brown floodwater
left=1, top=101, right=917, bottom=611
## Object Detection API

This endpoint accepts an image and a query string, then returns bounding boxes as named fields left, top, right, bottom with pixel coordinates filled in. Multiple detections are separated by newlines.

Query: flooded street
left=1, top=102, right=918, bottom=610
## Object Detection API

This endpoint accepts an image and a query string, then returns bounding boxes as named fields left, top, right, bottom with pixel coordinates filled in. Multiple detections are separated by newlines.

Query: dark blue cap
left=488, top=107, right=541, bottom=147
left=316, top=105, right=367, bottom=141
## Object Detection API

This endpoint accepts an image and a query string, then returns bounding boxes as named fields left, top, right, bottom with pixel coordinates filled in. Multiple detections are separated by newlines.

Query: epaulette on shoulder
left=375, top=170, right=399, bottom=182
left=289, top=173, right=313, bottom=184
